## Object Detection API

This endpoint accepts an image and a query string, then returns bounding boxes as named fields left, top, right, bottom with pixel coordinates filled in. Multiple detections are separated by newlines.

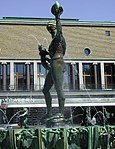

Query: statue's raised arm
left=49, top=1, right=66, bottom=58
left=51, top=1, right=63, bottom=35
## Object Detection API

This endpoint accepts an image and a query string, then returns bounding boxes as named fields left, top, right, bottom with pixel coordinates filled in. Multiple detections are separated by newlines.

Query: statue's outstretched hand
left=51, top=1, right=63, bottom=18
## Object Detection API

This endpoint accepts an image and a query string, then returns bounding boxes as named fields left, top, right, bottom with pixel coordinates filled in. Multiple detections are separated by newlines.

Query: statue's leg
left=42, top=71, right=53, bottom=117
left=56, top=74, right=65, bottom=115
left=51, top=60, right=65, bottom=116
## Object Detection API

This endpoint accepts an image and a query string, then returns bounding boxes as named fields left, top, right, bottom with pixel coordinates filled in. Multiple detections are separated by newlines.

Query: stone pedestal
left=46, top=114, right=65, bottom=127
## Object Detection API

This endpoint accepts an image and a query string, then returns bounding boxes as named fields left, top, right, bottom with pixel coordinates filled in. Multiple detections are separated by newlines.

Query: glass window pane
left=37, top=63, right=46, bottom=90
left=104, top=63, right=114, bottom=89
left=63, top=64, right=69, bottom=90
left=0, top=64, right=2, bottom=75
left=83, top=63, right=95, bottom=89
left=14, top=63, right=26, bottom=90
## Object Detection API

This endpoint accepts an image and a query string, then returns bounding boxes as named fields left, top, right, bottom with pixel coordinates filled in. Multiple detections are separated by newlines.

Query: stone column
left=34, top=61, right=38, bottom=90
left=93, top=62, right=98, bottom=89
left=25, top=62, right=30, bottom=91
left=100, top=62, right=105, bottom=89
left=70, top=63, right=76, bottom=90
left=78, top=62, right=84, bottom=90
left=2, top=62, right=7, bottom=91
left=10, top=61, right=14, bottom=90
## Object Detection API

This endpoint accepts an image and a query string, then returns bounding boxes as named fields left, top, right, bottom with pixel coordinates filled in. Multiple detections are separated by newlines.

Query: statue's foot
left=52, top=112, right=64, bottom=119
left=46, top=113, right=65, bottom=127
left=39, top=113, right=52, bottom=125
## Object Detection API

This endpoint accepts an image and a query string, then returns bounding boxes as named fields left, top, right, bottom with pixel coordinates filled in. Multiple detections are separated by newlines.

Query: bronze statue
left=39, top=1, right=66, bottom=123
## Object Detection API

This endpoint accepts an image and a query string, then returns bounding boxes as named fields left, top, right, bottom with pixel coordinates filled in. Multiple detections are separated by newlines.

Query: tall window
left=30, top=64, right=34, bottom=90
left=63, top=64, right=69, bottom=90
left=83, top=63, right=101, bottom=89
left=104, top=63, right=115, bottom=89
left=64, top=63, right=79, bottom=90
left=14, top=63, right=26, bottom=90
left=75, top=64, right=79, bottom=89
left=83, top=63, right=95, bottom=89
left=14, top=63, right=34, bottom=90
left=37, top=63, right=47, bottom=90
left=0, top=64, right=3, bottom=90
left=6, top=63, right=10, bottom=90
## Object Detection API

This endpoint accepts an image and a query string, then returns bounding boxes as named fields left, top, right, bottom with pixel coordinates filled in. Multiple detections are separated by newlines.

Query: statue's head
left=47, top=21, right=56, bottom=35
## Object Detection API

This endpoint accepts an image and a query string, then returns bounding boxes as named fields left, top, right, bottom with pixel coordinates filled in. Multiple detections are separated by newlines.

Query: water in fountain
left=64, top=43, right=106, bottom=126
left=42, top=38, right=49, bottom=49
left=5, top=109, right=26, bottom=129
left=28, top=34, right=40, bottom=45
left=0, top=108, right=8, bottom=125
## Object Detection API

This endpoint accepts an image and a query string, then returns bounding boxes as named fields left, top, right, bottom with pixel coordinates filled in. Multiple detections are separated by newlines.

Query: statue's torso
left=48, top=34, right=66, bottom=60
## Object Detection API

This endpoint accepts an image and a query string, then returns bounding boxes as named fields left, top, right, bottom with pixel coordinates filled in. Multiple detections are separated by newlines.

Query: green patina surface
left=0, top=126, right=115, bottom=149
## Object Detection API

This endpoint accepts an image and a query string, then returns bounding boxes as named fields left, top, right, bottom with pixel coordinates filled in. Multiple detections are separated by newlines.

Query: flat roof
left=0, top=17, right=115, bottom=27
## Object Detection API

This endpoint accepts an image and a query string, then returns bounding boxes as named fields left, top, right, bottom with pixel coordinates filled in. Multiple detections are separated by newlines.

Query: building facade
left=0, top=17, right=115, bottom=124
left=0, top=17, right=115, bottom=91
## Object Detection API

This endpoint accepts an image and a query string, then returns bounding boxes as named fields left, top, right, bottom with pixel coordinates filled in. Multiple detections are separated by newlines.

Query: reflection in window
left=105, top=31, right=110, bottom=36
left=14, top=64, right=26, bottom=90
left=30, top=64, right=34, bottom=90
left=63, top=64, right=69, bottom=90
left=84, top=48, right=91, bottom=56
left=83, top=63, right=101, bottom=89
left=7, top=63, right=10, bottom=90
left=83, top=63, right=95, bottom=89
left=64, top=63, right=79, bottom=90
left=104, top=63, right=115, bottom=89
left=14, top=63, right=34, bottom=90
left=37, top=63, right=47, bottom=90
left=75, top=64, right=79, bottom=89
left=0, top=64, right=3, bottom=90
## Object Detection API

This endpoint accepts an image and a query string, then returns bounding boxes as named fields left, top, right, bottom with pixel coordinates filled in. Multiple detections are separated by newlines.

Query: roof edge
left=0, top=17, right=115, bottom=27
